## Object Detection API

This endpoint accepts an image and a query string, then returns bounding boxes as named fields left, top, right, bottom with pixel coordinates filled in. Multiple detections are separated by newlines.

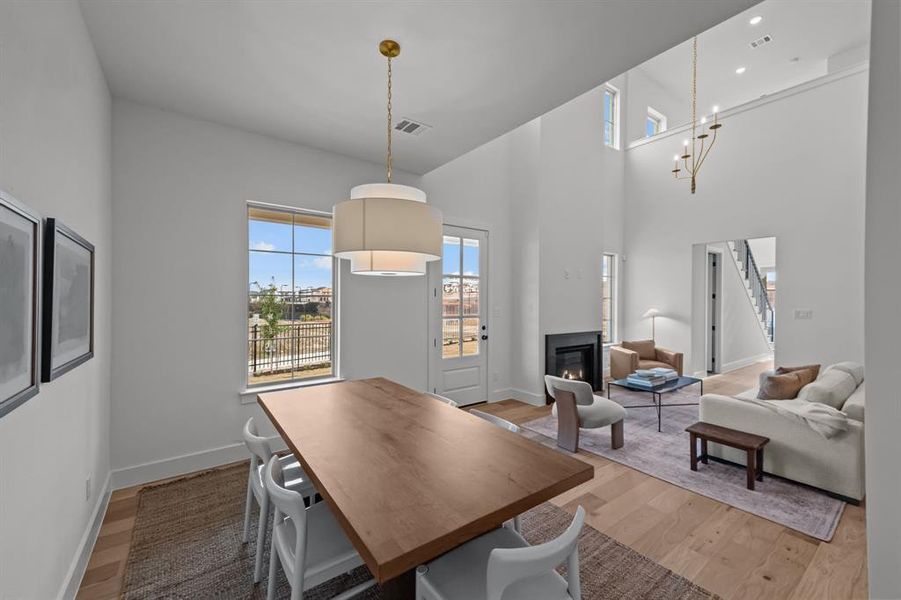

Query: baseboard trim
left=507, top=388, right=546, bottom=406
left=59, top=471, right=112, bottom=600
left=110, top=435, right=284, bottom=490
left=720, top=353, right=773, bottom=374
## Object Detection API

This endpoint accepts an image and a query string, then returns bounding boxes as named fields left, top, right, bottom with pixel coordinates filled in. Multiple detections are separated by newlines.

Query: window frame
left=646, top=106, right=668, bottom=138
left=244, top=201, right=339, bottom=392
left=602, top=84, right=621, bottom=149
left=601, top=253, right=618, bottom=344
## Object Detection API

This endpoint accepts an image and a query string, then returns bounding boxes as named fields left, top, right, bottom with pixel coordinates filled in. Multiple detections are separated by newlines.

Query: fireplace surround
left=544, top=331, right=603, bottom=403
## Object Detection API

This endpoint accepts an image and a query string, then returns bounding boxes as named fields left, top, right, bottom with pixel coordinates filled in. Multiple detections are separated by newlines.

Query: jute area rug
left=521, top=387, right=845, bottom=542
left=121, top=462, right=716, bottom=599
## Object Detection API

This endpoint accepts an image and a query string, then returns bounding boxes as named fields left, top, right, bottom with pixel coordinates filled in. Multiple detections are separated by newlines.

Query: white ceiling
left=79, top=0, right=756, bottom=174
left=634, top=0, right=871, bottom=127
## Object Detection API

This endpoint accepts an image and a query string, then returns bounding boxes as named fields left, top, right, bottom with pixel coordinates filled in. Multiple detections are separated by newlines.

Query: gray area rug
left=122, top=463, right=717, bottom=599
left=521, top=387, right=844, bottom=541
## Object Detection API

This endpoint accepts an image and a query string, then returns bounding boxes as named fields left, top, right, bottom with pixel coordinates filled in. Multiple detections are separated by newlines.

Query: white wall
left=0, top=2, right=112, bottom=598
left=110, top=100, right=425, bottom=479
left=623, top=68, right=867, bottom=371
left=422, top=81, right=628, bottom=403
left=624, top=67, right=690, bottom=145
left=864, top=2, right=901, bottom=597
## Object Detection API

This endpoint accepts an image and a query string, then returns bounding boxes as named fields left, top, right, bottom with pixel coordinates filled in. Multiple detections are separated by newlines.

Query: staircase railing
left=733, top=239, right=775, bottom=343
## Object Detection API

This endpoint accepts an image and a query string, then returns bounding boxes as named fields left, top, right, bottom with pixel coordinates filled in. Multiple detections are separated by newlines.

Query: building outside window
left=603, top=86, right=619, bottom=148
left=247, top=204, right=336, bottom=387
left=602, top=253, right=617, bottom=343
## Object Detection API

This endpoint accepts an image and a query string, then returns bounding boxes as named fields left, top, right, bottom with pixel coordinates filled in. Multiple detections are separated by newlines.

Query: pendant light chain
left=691, top=36, right=697, bottom=172
left=386, top=56, right=393, bottom=183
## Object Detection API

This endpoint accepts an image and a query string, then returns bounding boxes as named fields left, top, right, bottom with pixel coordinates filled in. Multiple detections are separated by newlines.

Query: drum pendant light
left=332, top=40, right=442, bottom=276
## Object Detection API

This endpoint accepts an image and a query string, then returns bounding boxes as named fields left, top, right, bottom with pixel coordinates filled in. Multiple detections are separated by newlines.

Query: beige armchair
left=610, top=339, right=683, bottom=381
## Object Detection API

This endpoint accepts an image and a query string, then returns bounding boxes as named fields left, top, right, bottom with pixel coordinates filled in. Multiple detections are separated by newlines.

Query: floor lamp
left=643, top=308, right=660, bottom=340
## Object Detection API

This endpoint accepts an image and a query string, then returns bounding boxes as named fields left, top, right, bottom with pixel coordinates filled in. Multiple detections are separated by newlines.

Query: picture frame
left=41, top=218, right=95, bottom=382
left=0, top=190, right=42, bottom=418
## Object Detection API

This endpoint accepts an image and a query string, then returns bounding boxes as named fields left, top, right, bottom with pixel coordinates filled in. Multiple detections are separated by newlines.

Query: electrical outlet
left=85, top=476, right=92, bottom=501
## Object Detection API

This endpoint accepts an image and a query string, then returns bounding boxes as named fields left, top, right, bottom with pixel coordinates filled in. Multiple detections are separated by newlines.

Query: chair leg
left=610, top=419, right=624, bottom=449
left=254, top=493, right=269, bottom=583
left=266, top=530, right=279, bottom=600
left=554, top=389, right=580, bottom=453
left=242, top=471, right=254, bottom=543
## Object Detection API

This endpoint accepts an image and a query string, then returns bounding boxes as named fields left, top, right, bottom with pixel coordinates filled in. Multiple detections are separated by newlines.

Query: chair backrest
left=486, top=506, right=585, bottom=600
left=243, top=417, right=274, bottom=471
left=425, top=392, right=459, bottom=407
left=263, top=455, right=309, bottom=587
left=469, top=409, right=521, bottom=433
left=544, top=375, right=595, bottom=406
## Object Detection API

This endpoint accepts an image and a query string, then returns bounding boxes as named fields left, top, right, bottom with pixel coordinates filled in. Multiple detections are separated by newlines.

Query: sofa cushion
left=826, top=362, right=865, bottom=386
left=638, top=359, right=675, bottom=371
left=622, top=339, right=656, bottom=361
left=798, top=369, right=857, bottom=409
left=842, top=382, right=865, bottom=422
left=758, top=369, right=815, bottom=400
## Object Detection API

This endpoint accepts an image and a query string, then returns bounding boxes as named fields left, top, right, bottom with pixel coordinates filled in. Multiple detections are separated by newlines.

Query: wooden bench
left=685, top=421, right=770, bottom=490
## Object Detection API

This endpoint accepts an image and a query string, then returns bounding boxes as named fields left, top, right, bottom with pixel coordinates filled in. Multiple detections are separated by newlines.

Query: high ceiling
left=79, top=0, right=756, bottom=174
left=633, top=0, right=871, bottom=131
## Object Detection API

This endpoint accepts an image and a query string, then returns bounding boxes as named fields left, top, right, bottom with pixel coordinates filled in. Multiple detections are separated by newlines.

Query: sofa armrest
left=655, top=347, right=684, bottom=376
left=610, top=346, right=639, bottom=380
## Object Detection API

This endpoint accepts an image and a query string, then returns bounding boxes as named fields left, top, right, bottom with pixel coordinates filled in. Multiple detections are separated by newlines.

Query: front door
left=428, top=226, right=488, bottom=406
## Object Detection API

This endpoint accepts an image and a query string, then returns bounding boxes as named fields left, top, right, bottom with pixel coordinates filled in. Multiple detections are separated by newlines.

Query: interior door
left=428, top=226, right=488, bottom=406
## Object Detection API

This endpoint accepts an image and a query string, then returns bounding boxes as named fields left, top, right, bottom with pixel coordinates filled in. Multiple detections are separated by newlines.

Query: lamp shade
left=642, top=308, right=661, bottom=319
left=333, top=183, right=442, bottom=276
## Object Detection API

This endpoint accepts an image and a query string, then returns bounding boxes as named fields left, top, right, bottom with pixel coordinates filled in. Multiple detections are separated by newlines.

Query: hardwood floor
left=77, top=361, right=867, bottom=599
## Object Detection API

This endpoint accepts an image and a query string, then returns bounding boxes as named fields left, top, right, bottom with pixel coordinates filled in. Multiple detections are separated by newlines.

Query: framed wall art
left=0, top=190, right=42, bottom=417
left=41, top=218, right=94, bottom=382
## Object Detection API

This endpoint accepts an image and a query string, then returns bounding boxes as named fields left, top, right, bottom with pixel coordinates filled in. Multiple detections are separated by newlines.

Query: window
left=247, top=204, right=335, bottom=387
left=646, top=106, right=667, bottom=138
left=601, top=253, right=617, bottom=344
left=442, top=235, right=480, bottom=358
left=603, top=86, right=619, bottom=148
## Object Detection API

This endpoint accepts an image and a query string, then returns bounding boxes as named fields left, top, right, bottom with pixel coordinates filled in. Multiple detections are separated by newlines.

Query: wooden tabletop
left=258, top=377, right=593, bottom=583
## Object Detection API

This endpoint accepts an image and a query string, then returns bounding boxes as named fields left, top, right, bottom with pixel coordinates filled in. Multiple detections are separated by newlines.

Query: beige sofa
left=699, top=362, right=865, bottom=502
left=610, top=340, right=684, bottom=381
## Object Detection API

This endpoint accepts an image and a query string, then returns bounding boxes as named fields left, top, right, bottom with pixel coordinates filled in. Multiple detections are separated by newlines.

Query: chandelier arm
left=694, top=128, right=718, bottom=173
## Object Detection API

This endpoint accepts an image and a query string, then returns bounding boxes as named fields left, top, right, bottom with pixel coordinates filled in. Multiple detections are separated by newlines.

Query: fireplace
left=545, top=331, right=603, bottom=404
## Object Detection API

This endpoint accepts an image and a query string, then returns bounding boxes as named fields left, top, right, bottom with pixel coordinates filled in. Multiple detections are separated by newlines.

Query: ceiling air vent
left=394, top=118, right=432, bottom=136
left=749, top=34, right=774, bottom=49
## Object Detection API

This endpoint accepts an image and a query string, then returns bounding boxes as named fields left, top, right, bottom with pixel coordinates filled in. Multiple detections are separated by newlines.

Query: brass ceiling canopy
left=379, top=39, right=400, bottom=58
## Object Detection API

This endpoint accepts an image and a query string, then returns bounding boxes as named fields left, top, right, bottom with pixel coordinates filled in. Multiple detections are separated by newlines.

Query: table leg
left=690, top=433, right=698, bottom=471
left=656, top=392, right=662, bottom=432
left=700, top=438, right=708, bottom=464
left=746, top=448, right=756, bottom=490
left=756, top=448, right=764, bottom=482
left=381, top=569, right=415, bottom=600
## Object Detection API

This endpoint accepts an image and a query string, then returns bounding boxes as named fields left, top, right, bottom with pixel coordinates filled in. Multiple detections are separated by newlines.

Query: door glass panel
left=442, top=236, right=460, bottom=275
left=462, top=317, right=480, bottom=356
left=462, top=278, right=479, bottom=316
left=462, top=238, right=479, bottom=276
left=442, top=277, right=460, bottom=317
left=442, top=318, right=460, bottom=358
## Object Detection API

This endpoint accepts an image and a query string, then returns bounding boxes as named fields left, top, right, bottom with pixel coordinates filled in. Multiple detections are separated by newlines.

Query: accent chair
left=609, top=339, right=683, bottom=381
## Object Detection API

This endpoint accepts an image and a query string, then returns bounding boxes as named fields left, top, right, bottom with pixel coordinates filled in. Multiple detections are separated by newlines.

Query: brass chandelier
left=672, top=36, right=722, bottom=194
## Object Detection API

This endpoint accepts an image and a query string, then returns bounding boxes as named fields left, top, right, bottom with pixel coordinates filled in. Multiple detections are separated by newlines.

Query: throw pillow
left=757, top=371, right=809, bottom=400
left=776, top=363, right=821, bottom=381
left=797, top=369, right=858, bottom=409
left=622, top=339, right=656, bottom=361
left=825, top=362, right=865, bottom=386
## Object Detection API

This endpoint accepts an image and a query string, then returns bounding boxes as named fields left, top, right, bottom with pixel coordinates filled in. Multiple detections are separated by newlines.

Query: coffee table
left=607, top=376, right=703, bottom=432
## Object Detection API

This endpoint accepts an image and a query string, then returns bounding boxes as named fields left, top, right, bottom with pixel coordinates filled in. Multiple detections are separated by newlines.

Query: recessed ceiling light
left=735, top=66, right=747, bottom=75
left=750, top=15, right=762, bottom=25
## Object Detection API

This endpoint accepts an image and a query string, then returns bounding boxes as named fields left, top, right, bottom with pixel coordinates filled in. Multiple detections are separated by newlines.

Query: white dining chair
left=469, top=409, right=520, bottom=433
left=263, top=455, right=376, bottom=600
left=426, top=392, right=459, bottom=407
left=415, top=506, right=585, bottom=600
left=468, top=409, right=522, bottom=533
left=243, top=417, right=317, bottom=583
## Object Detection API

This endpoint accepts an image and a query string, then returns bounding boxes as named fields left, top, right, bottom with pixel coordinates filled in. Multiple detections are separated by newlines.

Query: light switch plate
left=794, top=309, right=814, bottom=320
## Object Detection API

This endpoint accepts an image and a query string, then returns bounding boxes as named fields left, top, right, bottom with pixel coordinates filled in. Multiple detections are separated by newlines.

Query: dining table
left=258, top=377, right=593, bottom=599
